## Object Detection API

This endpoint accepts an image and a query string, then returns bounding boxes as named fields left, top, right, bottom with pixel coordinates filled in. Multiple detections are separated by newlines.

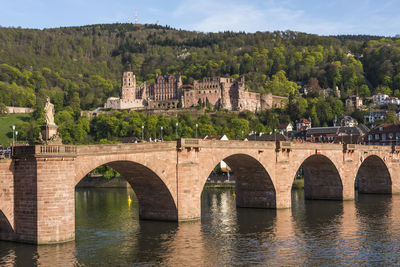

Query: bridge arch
left=201, top=153, right=276, bottom=209
left=356, top=155, right=392, bottom=194
left=75, top=158, right=178, bottom=221
left=0, top=209, right=13, bottom=239
left=293, top=154, right=343, bottom=200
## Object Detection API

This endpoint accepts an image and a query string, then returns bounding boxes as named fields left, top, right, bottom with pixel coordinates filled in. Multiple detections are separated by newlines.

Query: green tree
left=265, top=70, right=298, bottom=97
left=385, top=111, right=398, bottom=124
left=0, top=103, right=8, bottom=116
left=230, top=118, right=249, bottom=138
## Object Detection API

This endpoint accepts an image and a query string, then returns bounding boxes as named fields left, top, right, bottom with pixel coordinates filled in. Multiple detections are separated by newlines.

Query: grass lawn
left=0, top=114, right=31, bottom=146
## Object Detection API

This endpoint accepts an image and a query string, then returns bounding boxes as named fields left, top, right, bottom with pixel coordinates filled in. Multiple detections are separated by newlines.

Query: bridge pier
left=12, top=146, right=77, bottom=244
left=176, top=161, right=202, bottom=221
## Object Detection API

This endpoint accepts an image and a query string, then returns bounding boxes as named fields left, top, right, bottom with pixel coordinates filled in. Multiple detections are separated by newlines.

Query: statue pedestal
left=39, top=124, right=62, bottom=144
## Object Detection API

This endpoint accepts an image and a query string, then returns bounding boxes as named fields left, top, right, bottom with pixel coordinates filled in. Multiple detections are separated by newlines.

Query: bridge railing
left=13, top=145, right=77, bottom=157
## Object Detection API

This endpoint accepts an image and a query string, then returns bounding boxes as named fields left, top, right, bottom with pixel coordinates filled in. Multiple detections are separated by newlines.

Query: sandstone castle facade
left=105, top=72, right=286, bottom=112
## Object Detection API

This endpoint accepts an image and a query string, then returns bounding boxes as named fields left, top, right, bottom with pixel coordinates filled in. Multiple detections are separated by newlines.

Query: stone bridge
left=0, top=139, right=399, bottom=244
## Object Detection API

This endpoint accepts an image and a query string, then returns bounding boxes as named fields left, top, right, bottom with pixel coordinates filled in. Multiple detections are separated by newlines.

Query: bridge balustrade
left=13, top=145, right=77, bottom=157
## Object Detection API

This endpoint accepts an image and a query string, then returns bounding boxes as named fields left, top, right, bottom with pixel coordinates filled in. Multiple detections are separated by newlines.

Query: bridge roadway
left=0, top=139, right=399, bottom=244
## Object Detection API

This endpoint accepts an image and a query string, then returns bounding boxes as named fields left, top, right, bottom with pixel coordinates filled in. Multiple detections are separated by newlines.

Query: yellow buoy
left=128, top=195, right=132, bottom=206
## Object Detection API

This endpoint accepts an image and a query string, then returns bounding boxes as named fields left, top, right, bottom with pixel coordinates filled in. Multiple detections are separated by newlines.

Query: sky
left=0, top=0, right=399, bottom=36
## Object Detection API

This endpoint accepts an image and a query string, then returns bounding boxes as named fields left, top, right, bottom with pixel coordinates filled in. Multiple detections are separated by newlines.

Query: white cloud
left=172, top=0, right=400, bottom=35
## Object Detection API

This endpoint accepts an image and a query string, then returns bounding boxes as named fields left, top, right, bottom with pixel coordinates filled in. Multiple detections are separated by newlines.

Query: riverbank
left=204, top=182, right=235, bottom=189
left=76, top=176, right=129, bottom=188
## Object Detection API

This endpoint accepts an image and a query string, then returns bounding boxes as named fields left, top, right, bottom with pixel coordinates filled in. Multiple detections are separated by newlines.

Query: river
left=1, top=187, right=400, bottom=266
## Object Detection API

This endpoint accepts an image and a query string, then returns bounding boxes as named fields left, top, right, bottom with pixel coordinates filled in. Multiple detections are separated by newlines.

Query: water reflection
left=1, top=188, right=400, bottom=265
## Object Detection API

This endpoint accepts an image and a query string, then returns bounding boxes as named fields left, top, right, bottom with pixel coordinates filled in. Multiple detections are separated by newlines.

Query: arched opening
left=356, top=155, right=391, bottom=194
left=292, top=155, right=343, bottom=201
left=0, top=210, right=13, bottom=240
left=202, top=154, right=276, bottom=215
left=76, top=161, right=177, bottom=221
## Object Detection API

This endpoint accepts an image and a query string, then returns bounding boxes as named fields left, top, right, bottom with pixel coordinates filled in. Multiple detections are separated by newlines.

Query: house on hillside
left=364, top=110, right=387, bottom=123
left=277, top=123, right=293, bottom=135
left=373, top=93, right=389, bottom=105
left=296, top=119, right=312, bottom=131
left=345, top=95, right=363, bottom=110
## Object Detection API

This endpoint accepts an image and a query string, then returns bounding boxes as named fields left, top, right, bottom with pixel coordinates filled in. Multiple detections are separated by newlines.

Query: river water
left=1, top=188, right=400, bottom=266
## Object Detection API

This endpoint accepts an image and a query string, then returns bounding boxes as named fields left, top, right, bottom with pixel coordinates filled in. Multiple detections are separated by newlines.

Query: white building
left=387, top=97, right=400, bottom=105
left=364, top=110, right=387, bottom=123
left=296, top=119, right=312, bottom=131
left=373, top=93, right=389, bottom=106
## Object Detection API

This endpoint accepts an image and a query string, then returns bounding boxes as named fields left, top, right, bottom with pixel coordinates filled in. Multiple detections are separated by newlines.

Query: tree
left=265, top=70, right=298, bottom=97
left=332, top=99, right=344, bottom=116
left=230, top=118, right=249, bottom=138
left=0, top=103, right=8, bottom=116
left=385, top=111, right=398, bottom=124
left=358, top=85, right=371, bottom=98
left=306, top=77, right=321, bottom=97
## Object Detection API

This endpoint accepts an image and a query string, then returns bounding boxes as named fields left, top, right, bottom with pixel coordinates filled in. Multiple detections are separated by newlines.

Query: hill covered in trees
left=1, top=23, right=400, bottom=144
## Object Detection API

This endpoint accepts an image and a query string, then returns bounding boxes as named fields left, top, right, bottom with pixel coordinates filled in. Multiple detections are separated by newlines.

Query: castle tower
left=121, top=72, right=136, bottom=100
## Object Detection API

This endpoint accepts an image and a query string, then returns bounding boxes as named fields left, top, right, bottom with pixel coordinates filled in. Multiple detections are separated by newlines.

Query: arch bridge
left=0, top=139, right=399, bottom=244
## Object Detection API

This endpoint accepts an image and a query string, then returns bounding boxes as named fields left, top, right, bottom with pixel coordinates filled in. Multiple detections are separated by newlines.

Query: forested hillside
left=1, top=23, right=400, bottom=144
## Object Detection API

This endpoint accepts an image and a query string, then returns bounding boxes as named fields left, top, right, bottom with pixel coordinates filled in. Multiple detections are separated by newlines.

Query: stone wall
left=6, top=106, right=34, bottom=114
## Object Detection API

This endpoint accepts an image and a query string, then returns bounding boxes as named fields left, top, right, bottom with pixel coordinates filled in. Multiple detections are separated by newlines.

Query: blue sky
left=0, top=0, right=399, bottom=36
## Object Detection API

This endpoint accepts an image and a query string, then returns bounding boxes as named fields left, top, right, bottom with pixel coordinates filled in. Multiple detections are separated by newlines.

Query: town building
left=339, top=115, right=358, bottom=127
left=365, top=124, right=400, bottom=145
left=364, top=110, right=387, bottom=123
left=277, top=123, right=293, bottom=135
left=306, top=124, right=369, bottom=144
left=335, top=125, right=369, bottom=144
left=296, top=119, right=312, bottom=131
left=306, top=127, right=340, bottom=142
left=105, top=71, right=287, bottom=112
left=373, top=93, right=389, bottom=106
left=371, top=93, right=400, bottom=106
left=345, top=95, right=363, bottom=110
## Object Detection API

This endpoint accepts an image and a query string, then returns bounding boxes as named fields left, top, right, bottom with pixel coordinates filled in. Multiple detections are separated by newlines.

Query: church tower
left=121, top=72, right=136, bottom=100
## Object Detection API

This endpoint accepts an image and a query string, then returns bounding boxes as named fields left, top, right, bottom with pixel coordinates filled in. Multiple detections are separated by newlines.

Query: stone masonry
left=1, top=140, right=399, bottom=244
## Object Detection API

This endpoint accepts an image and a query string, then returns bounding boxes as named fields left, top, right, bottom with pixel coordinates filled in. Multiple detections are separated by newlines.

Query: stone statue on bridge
left=38, top=97, right=62, bottom=145
left=44, top=96, right=55, bottom=126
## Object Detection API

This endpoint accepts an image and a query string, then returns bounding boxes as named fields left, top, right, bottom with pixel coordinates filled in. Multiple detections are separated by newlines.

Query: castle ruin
left=105, top=72, right=287, bottom=112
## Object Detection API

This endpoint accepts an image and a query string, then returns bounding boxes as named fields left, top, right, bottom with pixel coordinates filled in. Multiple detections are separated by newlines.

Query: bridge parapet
left=13, top=145, right=77, bottom=158
left=178, top=138, right=276, bottom=150
left=76, top=141, right=177, bottom=155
